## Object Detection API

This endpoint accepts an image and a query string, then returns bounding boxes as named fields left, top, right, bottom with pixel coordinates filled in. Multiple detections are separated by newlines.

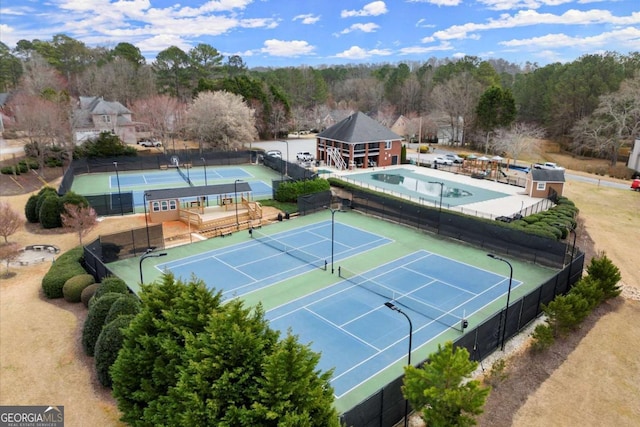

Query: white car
left=296, top=151, right=314, bottom=162
left=445, top=153, right=464, bottom=163
left=433, top=156, right=453, bottom=166
left=138, top=139, right=162, bottom=147
left=266, top=150, right=282, bottom=158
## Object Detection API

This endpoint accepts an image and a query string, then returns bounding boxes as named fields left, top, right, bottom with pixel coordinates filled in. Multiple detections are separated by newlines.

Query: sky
left=0, top=0, right=638, bottom=69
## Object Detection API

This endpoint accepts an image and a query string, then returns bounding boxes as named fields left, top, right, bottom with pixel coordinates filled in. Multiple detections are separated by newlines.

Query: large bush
left=24, top=195, right=39, bottom=223
left=81, top=283, right=100, bottom=307
left=586, top=253, right=622, bottom=300
left=62, top=274, right=96, bottom=303
left=94, top=276, right=129, bottom=301
left=39, top=195, right=62, bottom=229
left=42, top=247, right=85, bottom=299
left=275, top=178, right=330, bottom=202
left=82, top=292, right=123, bottom=356
left=60, top=191, right=89, bottom=208
left=95, top=315, right=135, bottom=388
left=35, top=187, right=58, bottom=217
left=104, top=294, right=141, bottom=325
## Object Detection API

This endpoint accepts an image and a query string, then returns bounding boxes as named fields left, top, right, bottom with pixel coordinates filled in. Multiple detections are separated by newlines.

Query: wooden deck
left=179, top=198, right=264, bottom=238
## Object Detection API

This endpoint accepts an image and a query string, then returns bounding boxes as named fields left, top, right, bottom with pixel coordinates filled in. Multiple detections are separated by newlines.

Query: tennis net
left=176, top=166, right=193, bottom=186
left=339, top=266, right=464, bottom=331
left=251, top=228, right=327, bottom=271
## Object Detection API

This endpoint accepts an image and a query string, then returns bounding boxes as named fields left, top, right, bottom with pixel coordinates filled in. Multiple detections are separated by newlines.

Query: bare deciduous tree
left=0, top=202, right=21, bottom=243
left=61, top=203, right=98, bottom=246
left=186, top=91, right=257, bottom=150
left=129, top=95, right=187, bottom=149
left=0, top=242, right=21, bottom=275
left=492, top=122, right=546, bottom=164
left=431, top=72, right=482, bottom=145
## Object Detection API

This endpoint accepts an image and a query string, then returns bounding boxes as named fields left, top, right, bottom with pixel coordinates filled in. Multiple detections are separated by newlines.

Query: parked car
left=433, top=156, right=453, bottom=166
left=266, top=150, right=282, bottom=158
left=631, top=178, right=640, bottom=191
left=445, top=153, right=464, bottom=163
left=138, top=139, right=162, bottom=147
left=296, top=151, right=314, bottom=161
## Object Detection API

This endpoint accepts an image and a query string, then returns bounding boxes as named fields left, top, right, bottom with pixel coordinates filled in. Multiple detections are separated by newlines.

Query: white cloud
left=341, top=1, right=388, bottom=18
left=293, top=14, right=320, bottom=25
left=334, top=45, right=392, bottom=59
left=477, top=0, right=575, bottom=10
left=261, top=39, right=316, bottom=57
left=416, top=19, right=436, bottom=28
left=500, top=26, right=640, bottom=50
left=340, top=23, right=380, bottom=34
left=399, top=42, right=454, bottom=54
left=406, top=0, right=462, bottom=5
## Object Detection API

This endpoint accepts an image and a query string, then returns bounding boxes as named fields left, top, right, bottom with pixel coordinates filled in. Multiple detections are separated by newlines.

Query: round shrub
left=82, top=292, right=122, bottom=356
left=95, top=315, right=134, bottom=388
left=42, top=247, right=85, bottom=299
left=104, top=294, right=141, bottom=325
left=94, top=276, right=129, bottom=300
left=60, top=191, right=89, bottom=208
left=25, top=195, right=39, bottom=223
left=39, top=195, right=62, bottom=229
left=35, top=187, right=58, bottom=215
left=62, top=274, right=96, bottom=303
left=81, top=283, right=100, bottom=307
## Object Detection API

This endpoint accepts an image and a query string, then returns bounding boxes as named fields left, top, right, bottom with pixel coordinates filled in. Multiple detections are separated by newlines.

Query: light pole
left=113, top=161, right=124, bottom=216
left=280, top=140, right=289, bottom=177
left=234, top=179, right=243, bottom=230
left=139, top=248, right=167, bottom=284
left=429, top=181, right=444, bottom=234
left=201, top=157, right=207, bottom=186
left=487, top=254, right=513, bottom=351
left=385, top=301, right=413, bottom=427
left=328, top=207, right=340, bottom=274
left=184, top=144, right=190, bottom=181
left=143, top=192, right=151, bottom=250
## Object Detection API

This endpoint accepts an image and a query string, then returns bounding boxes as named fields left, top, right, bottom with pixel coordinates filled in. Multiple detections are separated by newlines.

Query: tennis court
left=156, top=220, right=392, bottom=298
left=71, top=165, right=279, bottom=208
left=266, top=250, right=522, bottom=397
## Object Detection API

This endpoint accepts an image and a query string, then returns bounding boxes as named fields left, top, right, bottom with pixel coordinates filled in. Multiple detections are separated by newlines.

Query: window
left=152, top=201, right=160, bottom=212
left=385, top=140, right=392, bottom=149
left=151, top=200, right=177, bottom=212
left=536, top=182, right=546, bottom=191
left=102, top=115, right=111, bottom=123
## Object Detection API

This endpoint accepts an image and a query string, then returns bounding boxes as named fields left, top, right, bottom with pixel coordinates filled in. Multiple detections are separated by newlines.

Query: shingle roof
left=145, top=182, right=252, bottom=201
left=531, top=169, right=565, bottom=182
left=317, top=111, right=402, bottom=143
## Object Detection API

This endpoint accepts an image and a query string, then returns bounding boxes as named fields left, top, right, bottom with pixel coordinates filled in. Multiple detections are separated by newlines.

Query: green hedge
left=275, top=178, right=330, bottom=202
left=82, top=292, right=123, bottom=356
left=24, top=195, right=39, bottom=223
left=94, top=276, right=129, bottom=301
left=95, top=315, right=135, bottom=388
left=81, top=283, right=100, bottom=308
left=42, top=247, right=85, bottom=299
left=104, top=294, right=141, bottom=325
left=62, top=274, right=96, bottom=303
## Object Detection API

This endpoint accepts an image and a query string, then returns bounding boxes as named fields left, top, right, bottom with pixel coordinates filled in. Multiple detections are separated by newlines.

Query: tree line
left=1, top=36, right=639, bottom=166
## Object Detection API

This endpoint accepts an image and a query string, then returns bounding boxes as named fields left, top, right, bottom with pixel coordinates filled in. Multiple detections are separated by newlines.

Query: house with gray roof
left=73, top=96, right=138, bottom=145
left=316, top=111, right=403, bottom=170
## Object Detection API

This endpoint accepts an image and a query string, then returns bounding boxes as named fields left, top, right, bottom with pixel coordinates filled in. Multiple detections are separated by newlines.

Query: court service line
left=303, top=307, right=382, bottom=352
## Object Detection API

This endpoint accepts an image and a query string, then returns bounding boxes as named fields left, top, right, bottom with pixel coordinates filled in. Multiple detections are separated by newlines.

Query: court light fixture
left=139, top=249, right=167, bottom=284
left=384, top=301, right=413, bottom=427
left=487, top=253, right=513, bottom=351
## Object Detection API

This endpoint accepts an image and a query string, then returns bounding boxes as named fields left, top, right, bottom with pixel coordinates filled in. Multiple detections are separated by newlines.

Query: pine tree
left=403, top=341, right=490, bottom=427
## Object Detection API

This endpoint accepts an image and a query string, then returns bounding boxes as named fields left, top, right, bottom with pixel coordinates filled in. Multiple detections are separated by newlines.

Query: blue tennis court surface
left=158, top=220, right=392, bottom=297
left=265, top=250, right=522, bottom=397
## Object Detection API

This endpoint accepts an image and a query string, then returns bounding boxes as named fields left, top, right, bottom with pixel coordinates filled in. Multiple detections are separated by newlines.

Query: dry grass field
left=1, top=147, right=639, bottom=427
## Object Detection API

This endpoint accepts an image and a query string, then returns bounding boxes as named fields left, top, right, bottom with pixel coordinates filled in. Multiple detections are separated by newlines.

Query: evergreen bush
left=586, top=253, right=622, bottom=300
left=104, top=294, right=141, bottom=325
left=39, top=195, right=62, bottom=229
left=94, top=315, right=134, bottom=388
left=82, top=292, right=123, bottom=356
left=24, top=195, right=39, bottom=223
left=81, top=283, right=100, bottom=307
left=62, top=274, right=96, bottom=303
left=94, top=276, right=129, bottom=300
left=41, top=247, right=85, bottom=299
left=530, top=324, right=554, bottom=352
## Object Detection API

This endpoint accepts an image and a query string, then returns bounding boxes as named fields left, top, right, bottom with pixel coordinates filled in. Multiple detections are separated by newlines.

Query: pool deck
left=324, top=163, right=542, bottom=219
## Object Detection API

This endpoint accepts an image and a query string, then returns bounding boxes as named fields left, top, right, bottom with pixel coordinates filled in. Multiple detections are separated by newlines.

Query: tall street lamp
left=327, top=207, right=340, bottom=274
left=384, top=301, right=413, bottom=427
left=113, top=161, right=124, bottom=216
left=487, top=254, right=513, bottom=351
left=280, top=140, right=289, bottom=177
left=184, top=144, right=190, bottom=181
left=429, top=181, right=444, bottom=234
left=139, top=248, right=167, bottom=284
left=234, top=179, right=243, bottom=230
